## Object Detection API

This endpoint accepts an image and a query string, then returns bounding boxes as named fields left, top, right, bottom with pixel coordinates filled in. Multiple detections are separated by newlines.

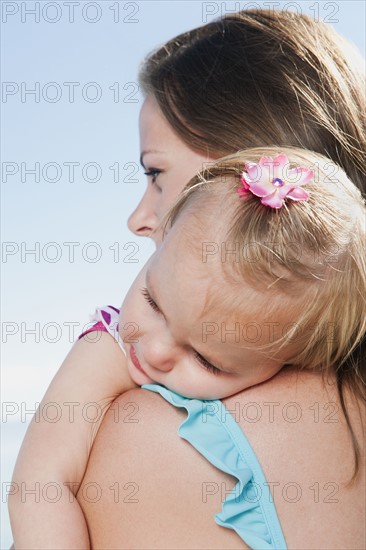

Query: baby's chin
left=127, top=362, right=156, bottom=387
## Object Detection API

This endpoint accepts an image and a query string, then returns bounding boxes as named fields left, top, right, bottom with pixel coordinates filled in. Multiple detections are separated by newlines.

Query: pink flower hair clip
left=237, top=153, right=313, bottom=209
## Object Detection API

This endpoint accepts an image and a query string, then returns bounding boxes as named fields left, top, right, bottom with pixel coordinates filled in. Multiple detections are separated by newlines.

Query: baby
left=9, top=148, right=366, bottom=548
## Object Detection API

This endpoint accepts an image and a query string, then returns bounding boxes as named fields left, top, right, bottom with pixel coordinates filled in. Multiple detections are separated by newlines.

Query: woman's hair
left=139, top=9, right=366, bottom=196
left=165, top=146, right=366, bottom=479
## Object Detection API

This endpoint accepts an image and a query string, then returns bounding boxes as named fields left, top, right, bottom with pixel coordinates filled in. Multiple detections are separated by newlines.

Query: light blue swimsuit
left=80, top=306, right=287, bottom=550
left=142, top=383, right=287, bottom=550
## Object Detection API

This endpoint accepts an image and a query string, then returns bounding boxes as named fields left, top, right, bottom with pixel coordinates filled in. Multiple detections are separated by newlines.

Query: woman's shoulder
left=222, top=367, right=364, bottom=484
left=80, top=386, right=250, bottom=549
left=118, top=369, right=365, bottom=548
left=221, top=368, right=365, bottom=549
left=222, top=366, right=364, bottom=440
left=81, top=370, right=365, bottom=549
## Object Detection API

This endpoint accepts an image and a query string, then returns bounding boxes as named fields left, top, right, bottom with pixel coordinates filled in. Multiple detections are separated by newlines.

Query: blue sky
left=1, top=1, right=365, bottom=546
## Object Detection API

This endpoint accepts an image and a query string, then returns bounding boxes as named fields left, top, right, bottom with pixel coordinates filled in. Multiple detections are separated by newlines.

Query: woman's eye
left=194, top=352, right=222, bottom=375
left=144, top=168, right=162, bottom=184
left=141, top=287, right=160, bottom=313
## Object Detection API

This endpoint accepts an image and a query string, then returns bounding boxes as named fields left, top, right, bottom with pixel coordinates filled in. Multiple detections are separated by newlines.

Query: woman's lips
left=130, top=346, right=148, bottom=376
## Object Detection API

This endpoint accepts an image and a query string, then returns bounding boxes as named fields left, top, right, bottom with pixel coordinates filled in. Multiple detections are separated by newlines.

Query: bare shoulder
left=223, top=368, right=365, bottom=549
left=80, top=376, right=365, bottom=549
left=79, top=388, right=247, bottom=549
left=224, top=367, right=365, bottom=450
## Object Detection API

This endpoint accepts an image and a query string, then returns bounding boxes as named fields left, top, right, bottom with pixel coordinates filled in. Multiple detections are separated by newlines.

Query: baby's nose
left=143, top=337, right=178, bottom=373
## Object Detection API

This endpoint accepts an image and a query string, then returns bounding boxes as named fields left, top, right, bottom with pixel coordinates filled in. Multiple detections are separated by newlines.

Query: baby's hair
left=139, top=9, right=366, bottom=196
left=162, top=146, right=366, bottom=479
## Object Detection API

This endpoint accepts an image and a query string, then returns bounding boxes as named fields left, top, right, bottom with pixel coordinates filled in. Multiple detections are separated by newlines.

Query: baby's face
left=127, top=95, right=212, bottom=245
left=120, top=210, right=284, bottom=400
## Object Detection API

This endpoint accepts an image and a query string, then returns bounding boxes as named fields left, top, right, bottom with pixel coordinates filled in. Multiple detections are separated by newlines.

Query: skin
left=121, top=208, right=286, bottom=400
left=128, top=95, right=212, bottom=243
left=79, top=371, right=365, bottom=549
left=77, top=96, right=365, bottom=548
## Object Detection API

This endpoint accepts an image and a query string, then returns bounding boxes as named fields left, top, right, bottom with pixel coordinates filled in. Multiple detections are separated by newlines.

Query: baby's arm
left=9, top=331, right=137, bottom=549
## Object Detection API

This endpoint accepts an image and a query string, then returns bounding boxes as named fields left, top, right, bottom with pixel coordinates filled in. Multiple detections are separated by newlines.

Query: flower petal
left=237, top=190, right=250, bottom=199
left=246, top=163, right=271, bottom=185
left=248, top=180, right=275, bottom=197
left=287, top=167, right=314, bottom=186
left=261, top=191, right=284, bottom=209
left=245, top=162, right=261, bottom=182
left=237, top=176, right=251, bottom=198
left=258, top=156, right=274, bottom=168
left=274, top=153, right=289, bottom=167
left=237, top=187, right=250, bottom=198
left=273, top=153, right=289, bottom=179
left=286, top=187, right=310, bottom=201
left=277, top=184, right=295, bottom=199
left=240, top=175, right=250, bottom=190
left=257, top=156, right=274, bottom=182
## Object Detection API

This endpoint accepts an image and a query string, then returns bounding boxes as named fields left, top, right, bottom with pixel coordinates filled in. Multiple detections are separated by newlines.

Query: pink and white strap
left=78, top=305, right=126, bottom=356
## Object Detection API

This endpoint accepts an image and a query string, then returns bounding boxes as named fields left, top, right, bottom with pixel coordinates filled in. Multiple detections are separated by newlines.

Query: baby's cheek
left=118, top=299, right=136, bottom=342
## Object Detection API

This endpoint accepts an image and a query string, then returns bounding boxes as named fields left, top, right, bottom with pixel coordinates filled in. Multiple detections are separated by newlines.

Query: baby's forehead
left=163, top=220, right=249, bottom=306
left=172, top=189, right=235, bottom=244
left=166, top=211, right=305, bottom=306
left=169, top=212, right=231, bottom=277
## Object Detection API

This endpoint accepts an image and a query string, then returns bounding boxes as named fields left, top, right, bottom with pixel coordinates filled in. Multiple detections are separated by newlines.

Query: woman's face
left=127, top=95, right=212, bottom=244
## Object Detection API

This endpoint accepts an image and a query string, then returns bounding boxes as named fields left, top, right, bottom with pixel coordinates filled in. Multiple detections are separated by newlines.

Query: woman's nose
left=127, top=188, right=158, bottom=238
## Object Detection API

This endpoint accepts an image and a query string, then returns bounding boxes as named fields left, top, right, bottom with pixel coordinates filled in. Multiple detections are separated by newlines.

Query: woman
left=10, top=9, right=364, bottom=548
left=77, top=10, right=363, bottom=549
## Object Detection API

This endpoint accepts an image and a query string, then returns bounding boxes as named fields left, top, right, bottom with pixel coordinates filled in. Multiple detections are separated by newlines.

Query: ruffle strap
left=142, top=383, right=287, bottom=550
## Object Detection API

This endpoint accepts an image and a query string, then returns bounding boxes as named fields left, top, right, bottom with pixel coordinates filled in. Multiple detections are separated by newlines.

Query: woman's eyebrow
left=139, top=149, right=165, bottom=168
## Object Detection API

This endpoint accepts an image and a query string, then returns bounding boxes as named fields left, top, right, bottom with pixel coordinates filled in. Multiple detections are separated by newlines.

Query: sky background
left=1, top=1, right=365, bottom=546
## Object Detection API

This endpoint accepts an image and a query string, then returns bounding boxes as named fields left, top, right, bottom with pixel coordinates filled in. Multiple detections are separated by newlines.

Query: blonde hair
left=165, top=146, right=366, bottom=477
